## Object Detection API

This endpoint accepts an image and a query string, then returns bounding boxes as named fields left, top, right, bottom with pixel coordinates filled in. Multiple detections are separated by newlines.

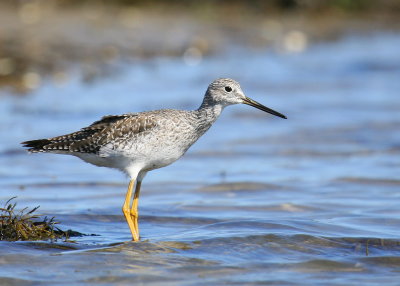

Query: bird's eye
left=224, top=86, right=232, bottom=92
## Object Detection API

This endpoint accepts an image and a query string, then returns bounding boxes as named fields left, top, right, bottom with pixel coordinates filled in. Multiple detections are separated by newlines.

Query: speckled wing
left=21, top=114, right=158, bottom=154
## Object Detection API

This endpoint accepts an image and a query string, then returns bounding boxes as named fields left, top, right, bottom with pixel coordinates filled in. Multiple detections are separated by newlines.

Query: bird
left=21, top=78, right=287, bottom=241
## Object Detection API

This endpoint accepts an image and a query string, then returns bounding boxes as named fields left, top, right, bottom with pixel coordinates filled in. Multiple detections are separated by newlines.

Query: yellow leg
left=130, top=181, right=142, bottom=240
left=122, top=179, right=139, bottom=241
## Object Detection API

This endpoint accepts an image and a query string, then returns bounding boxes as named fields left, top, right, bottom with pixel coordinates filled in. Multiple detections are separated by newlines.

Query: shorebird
left=22, top=78, right=286, bottom=241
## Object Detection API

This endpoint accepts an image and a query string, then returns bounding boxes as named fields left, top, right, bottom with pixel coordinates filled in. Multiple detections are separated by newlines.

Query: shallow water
left=1, top=32, right=400, bottom=285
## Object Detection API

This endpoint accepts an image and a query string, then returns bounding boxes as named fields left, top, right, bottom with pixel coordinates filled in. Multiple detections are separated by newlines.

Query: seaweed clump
left=0, top=197, right=74, bottom=241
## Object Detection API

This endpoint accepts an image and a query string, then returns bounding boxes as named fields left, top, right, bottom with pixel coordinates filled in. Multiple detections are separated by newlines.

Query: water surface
left=1, top=32, right=400, bottom=285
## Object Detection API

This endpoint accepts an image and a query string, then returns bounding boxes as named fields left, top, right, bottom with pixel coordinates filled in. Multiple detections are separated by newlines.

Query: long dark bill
left=243, top=97, right=287, bottom=119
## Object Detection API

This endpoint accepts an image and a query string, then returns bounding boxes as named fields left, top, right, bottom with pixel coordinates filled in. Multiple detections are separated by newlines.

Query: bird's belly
left=74, top=152, right=124, bottom=168
left=91, top=141, right=186, bottom=171
left=141, top=148, right=184, bottom=170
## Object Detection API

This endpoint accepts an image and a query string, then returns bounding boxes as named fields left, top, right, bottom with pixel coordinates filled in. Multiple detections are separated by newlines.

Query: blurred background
left=1, top=0, right=399, bottom=93
left=1, top=1, right=400, bottom=285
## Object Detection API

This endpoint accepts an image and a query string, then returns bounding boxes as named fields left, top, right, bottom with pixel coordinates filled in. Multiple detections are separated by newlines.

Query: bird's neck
left=194, top=101, right=223, bottom=135
left=198, top=91, right=224, bottom=119
left=197, top=100, right=223, bottom=121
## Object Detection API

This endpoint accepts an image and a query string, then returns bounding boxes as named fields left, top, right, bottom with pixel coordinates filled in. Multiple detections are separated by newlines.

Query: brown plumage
left=22, top=114, right=157, bottom=154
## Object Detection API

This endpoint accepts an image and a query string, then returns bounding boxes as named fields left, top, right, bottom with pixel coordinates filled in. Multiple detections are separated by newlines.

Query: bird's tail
left=21, top=139, right=54, bottom=153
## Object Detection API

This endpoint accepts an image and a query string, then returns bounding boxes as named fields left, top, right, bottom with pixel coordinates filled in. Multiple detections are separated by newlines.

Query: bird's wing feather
left=22, top=113, right=159, bottom=154
left=85, top=114, right=129, bottom=130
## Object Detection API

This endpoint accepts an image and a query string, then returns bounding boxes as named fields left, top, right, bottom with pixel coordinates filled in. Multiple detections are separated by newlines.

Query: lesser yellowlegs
left=22, top=78, right=287, bottom=241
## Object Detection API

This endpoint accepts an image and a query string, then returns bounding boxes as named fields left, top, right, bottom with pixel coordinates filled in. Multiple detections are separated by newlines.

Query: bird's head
left=204, top=78, right=287, bottom=119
